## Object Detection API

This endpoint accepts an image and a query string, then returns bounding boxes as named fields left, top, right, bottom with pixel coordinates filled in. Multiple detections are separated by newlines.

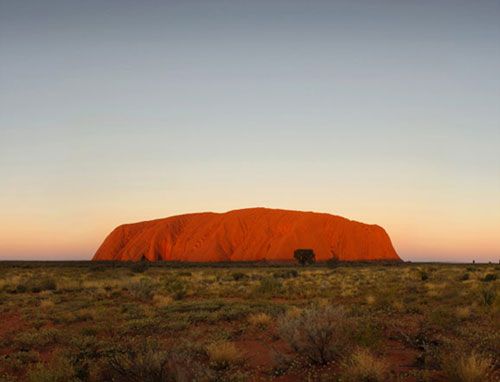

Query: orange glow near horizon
left=1, top=200, right=499, bottom=262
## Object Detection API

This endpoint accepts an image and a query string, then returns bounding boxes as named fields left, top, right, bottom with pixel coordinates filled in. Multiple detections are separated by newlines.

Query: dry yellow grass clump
left=39, top=298, right=55, bottom=309
left=343, top=348, right=389, bottom=381
left=206, top=341, right=244, bottom=370
left=443, top=352, right=494, bottom=382
left=152, top=294, right=173, bottom=307
left=247, top=312, right=272, bottom=328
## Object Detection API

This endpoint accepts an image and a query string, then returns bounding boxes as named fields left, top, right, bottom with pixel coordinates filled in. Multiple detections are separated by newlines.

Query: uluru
left=93, top=208, right=400, bottom=262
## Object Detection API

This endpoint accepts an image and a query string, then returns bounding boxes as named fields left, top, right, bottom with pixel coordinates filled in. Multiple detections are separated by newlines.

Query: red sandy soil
left=0, top=312, right=25, bottom=355
left=93, top=207, right=400, bottom=262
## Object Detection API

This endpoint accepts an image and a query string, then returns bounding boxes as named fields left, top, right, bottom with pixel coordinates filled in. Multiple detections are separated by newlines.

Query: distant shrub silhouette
left=326, top=257, right=341, bottom=268
left=131, top=261, right=149, bottom=273
left=294, top=249, right=316, bottom=265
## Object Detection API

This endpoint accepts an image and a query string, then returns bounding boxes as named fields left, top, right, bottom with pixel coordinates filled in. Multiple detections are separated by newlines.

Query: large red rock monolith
left=92, top=208, right=401, bottom=262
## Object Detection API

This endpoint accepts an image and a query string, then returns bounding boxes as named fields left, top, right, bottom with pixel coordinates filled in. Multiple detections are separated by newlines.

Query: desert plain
left=0, top=261, right=498, bottom=381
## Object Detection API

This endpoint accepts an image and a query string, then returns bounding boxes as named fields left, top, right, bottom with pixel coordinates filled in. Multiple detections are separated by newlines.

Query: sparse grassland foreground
left=0, top=262, right=498, bottom=381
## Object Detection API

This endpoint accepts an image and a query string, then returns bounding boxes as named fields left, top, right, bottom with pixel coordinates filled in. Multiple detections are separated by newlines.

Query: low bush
left=27, top=355, right=76, bottom=382
left=482, top=273, right=497, bottom=282
left=0, top=350, right=40, bottom=373
left=442, top=351, right=494, bottom=382
left=231, top=272, right=249, bottom=281
left=480, top=287, right=496, bottom=306
left=166, top=280, right=187, bottom=300
left=278, top=305, right=354, bottom=365
left=273, top=269, right=298, bottom=279
left=206, top=341, right=243, bottom=370
left=460, top=273, right=470, bottom=281
left=15, top=328, right=61, bottom=349
left=16, top=277, right=57, bottom=293
left=353, top=320, right=383, bottom=348
left=294, top=249, right=316, bottom=265
left=342, top=348, right=389, bottom=382
left=102, top=340, right=180, bottom=382
left=128, top=279, right=154, bottom=301
left=153, top=294, right=173, bottom=307
left=15, top=284, right=27, bottom=293
left=256, top=277, right=282, bottom=295
left=247, top=312, right=272, bottom=329
left=130, top=261, right=149, bottom=273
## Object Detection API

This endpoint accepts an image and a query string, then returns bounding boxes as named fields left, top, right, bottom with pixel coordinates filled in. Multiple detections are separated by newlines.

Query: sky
left=1, top=0, right=499, bottom=262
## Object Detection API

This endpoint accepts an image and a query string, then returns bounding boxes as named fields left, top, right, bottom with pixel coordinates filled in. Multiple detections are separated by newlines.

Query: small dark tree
left=131, top=258, right=149, bottom=273
left=294, top=249, right=316, bottom=265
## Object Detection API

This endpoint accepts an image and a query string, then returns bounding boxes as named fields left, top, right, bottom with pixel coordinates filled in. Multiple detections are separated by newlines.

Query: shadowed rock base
left=92, top=208, right=401, bottom=262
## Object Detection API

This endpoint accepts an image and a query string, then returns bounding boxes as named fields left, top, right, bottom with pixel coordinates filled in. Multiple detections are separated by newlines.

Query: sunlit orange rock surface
left=93, top=208, right=400, bottom=262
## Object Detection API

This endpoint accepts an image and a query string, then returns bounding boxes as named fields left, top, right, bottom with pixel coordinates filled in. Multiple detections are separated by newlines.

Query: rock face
left=93, top=208, right=401, bottom=262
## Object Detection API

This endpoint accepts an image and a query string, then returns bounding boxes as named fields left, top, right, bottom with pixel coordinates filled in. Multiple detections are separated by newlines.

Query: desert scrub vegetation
left=278, top=305, right=355, bottom=365
left=205, top=341, right=244, bottom=370
left=128, top=278, right=155, bottom=301
left=247, top=312, right=272, bottom=329
left=0, top=262, right=498, bottom=381
left=101, top=339, right=184, bottom=381
left=341, top=348, right=389, bottom=382
left=442, top=351, right=495, bottom=382
left=27, top=354, right=76, bottom=382
left=15, top=276, right=57, bottom=293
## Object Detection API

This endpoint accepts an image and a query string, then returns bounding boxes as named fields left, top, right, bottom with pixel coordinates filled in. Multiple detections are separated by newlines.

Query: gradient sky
left=1, top=0, right=499, bottom=262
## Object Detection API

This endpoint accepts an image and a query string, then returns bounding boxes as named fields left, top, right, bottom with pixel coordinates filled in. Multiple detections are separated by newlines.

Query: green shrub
left=480, top=287, right=496, bottom=306
left=131, top=261, right=149, bottom=273
left=420, top=271, right=429, bottom=281
left=482, top=273, right=497, bottom=282
left=273, top=270, right=298, bottom=279
left=353, top=321, right=383, bottom=348
left=294, top=249, right=316, bottom=265
left=326, top=258, right=341, bottom=268
left=15, top=284, right=28, bottom=293
left=125, top=318, right=161, bottom=335
left=231, top=272, right=249, bottom=281
left=278, top=305, right=354, bottom=364
left=166, top=280, right=187, bottom=300
left=27, top=355, right=76, bottom=382
left=15, top=328, right=61, bottom=349
left=16, top=277, right=57, bottom=293
left=38, top=277, right=57, bottom=291
left=128, top=279, right=154, bottom=301
left=442, top=351, right=493, bottom=382
left=0, top=350, right=40, bottom=373
left=460, top=273, right=470, bottom=281
left=101, top=339, right=181, bottom=382
left=256, top=277, right=282, bottom=295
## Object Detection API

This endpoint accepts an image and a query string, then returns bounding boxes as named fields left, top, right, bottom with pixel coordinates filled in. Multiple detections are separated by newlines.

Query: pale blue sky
left=1, top=0, right=499, bottom=261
